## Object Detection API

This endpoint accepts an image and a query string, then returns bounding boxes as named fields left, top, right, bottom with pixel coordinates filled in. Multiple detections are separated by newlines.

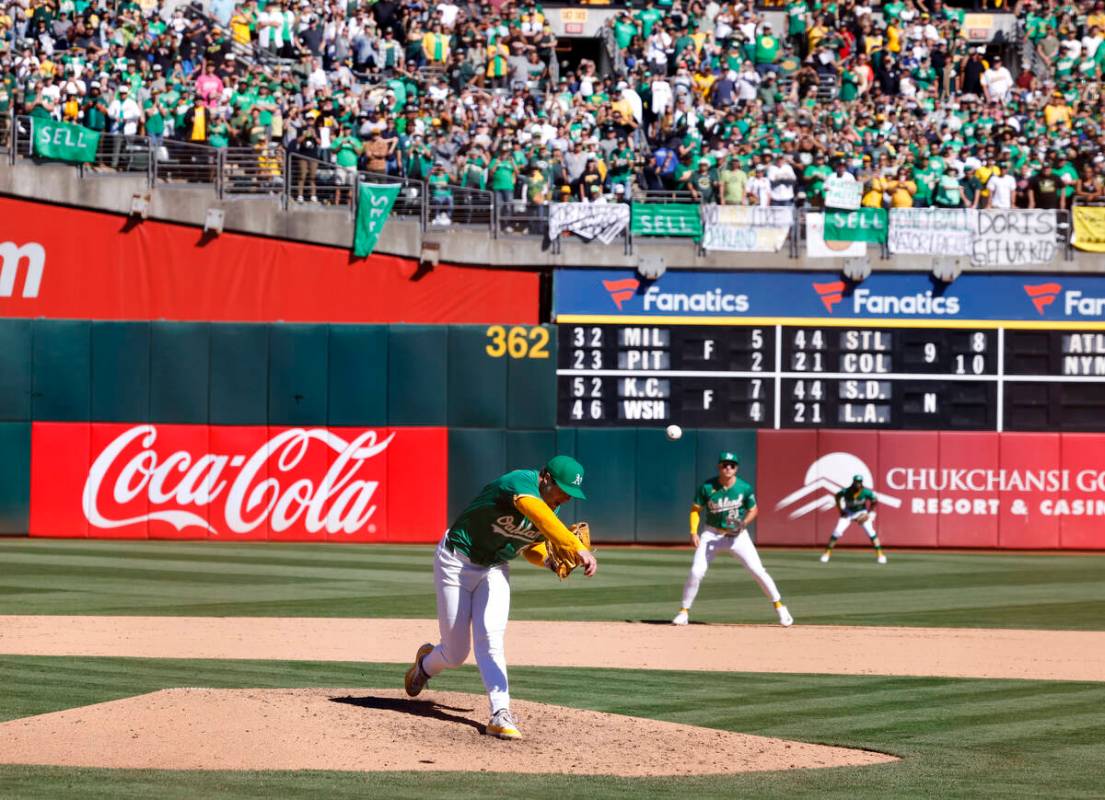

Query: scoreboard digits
left=557, top=323, right=1105, bottom=431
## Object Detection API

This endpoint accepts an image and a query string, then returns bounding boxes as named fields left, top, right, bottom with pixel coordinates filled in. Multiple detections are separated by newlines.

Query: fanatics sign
left=30, top=422, right=447, bottom=542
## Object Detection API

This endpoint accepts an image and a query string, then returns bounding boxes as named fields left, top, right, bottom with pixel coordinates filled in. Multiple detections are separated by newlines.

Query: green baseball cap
left=853, top=474, right=864, bottom=483
left=545, top=455, right=586, bottom=500
left=718, top=451, right=740, bottom=465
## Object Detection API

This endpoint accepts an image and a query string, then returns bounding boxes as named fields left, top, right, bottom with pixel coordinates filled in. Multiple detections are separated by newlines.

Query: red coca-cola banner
left=0, top=197, right=538, bottom=323
left=29, top=422, right=446, bottom=542
left=756, top=430, right=1105, bottom=550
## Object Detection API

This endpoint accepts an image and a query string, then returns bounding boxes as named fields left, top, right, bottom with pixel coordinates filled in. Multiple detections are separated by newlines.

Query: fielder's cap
left=546, top=455, right=586, bottom=500
left=853, top=474, right=864, bottom=483
left=718, top=451, right=740, bottom=465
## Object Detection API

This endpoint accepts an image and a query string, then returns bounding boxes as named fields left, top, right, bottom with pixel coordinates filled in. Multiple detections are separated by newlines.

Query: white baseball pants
left=832, top=511, right=877, bottom=538
left=681, top=526, right=782, bottom=610
left=420, top=536, right=512, bottom=714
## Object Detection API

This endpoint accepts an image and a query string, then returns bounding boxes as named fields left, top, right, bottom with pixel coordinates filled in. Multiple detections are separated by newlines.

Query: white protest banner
left=806, top=213, right=866, bottom=258
left=824, top=177, right=862, bottom=210
left=700, top=205, right=793, bottom=252
left=889, top=208, right=976, bottom=256
left=548, top=203, right=631, bottom=245
left=971, top=209, right=1058, bottom=267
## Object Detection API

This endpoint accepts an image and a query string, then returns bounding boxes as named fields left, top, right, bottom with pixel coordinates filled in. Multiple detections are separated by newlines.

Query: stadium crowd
left=3, top=0, right=1105, bottom=220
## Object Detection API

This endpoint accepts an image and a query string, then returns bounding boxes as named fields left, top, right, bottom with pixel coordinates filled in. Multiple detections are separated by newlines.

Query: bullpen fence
left=2, top=112, right=1082, bottom=260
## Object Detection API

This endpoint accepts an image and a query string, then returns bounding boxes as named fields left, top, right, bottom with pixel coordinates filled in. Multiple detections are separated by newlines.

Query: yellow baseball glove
left=545, top=522, right=593, bottom=580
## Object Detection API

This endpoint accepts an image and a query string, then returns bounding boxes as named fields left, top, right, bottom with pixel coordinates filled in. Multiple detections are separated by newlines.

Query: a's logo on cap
left=603, top=278, right=640, bottom=310
left=812, top=280, right=846, bottom=313
left=1023, top=282, right=1062, bottom=315
left=572, top=474, right=582, bottom=485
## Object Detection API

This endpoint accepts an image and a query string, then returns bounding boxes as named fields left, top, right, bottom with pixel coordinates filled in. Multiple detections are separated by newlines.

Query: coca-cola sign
left=30, top=422, right=447, bottom=542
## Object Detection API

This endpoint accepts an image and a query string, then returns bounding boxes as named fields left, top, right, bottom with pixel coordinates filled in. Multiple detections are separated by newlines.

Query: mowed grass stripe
left=1, top=541, right=1104, bottom=630
left=1, top=656, right=1104, bottom=799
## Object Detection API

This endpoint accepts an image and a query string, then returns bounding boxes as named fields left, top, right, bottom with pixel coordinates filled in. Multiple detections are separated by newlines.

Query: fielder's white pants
left=681, top=526, right=782, bottom=610
left=832, top=511, right=877, bottom=539
left=420, top=535, right=511, bottom=714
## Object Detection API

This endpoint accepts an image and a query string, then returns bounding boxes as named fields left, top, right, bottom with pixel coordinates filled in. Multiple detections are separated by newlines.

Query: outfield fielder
left=673, top=451, right=793, bottom=627
left=820, top=474, right=888, bottom=564
left=403, top=455, right=597, bottom=740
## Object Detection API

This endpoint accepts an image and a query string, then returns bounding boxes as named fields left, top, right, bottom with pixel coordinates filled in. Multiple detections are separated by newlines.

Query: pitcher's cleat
left=777, top=605, right=794, bottom=627
left=486, top=708, right=522, bottom=740
left=404, top=643, right=434, bottom=697
left=820, top=553, right=831, bottom=563
left=877, top=554, right=888, bottom=565
left=672, top=609, right=689, bottom=626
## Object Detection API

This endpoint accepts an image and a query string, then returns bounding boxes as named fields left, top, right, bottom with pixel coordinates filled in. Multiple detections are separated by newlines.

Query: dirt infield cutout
left=0, top=688, right=897, bottom=776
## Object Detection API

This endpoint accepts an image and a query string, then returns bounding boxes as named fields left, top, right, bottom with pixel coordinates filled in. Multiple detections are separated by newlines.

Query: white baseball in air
left=666, top=424, right=683, bottom=441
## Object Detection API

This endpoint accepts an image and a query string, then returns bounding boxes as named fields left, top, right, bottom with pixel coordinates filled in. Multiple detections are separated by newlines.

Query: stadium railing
left=1, top=108, right=1078, bottom=263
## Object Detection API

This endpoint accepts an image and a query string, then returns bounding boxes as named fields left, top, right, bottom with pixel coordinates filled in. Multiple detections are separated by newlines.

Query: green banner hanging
left=353, top=182, right=401, bottom=257
left=631, top=203, right=703, bottom=238
left=824, top=208, right=888, bottom=243
left=32, top=119, right=101, bottom=164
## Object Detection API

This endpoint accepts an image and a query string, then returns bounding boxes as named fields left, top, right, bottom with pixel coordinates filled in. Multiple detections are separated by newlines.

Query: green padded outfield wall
left=0, top=319, right=757, bottom=541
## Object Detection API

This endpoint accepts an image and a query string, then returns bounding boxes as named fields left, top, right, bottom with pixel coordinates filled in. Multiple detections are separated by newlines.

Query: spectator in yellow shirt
left=1044, top=91, right=1073, bottom=129
left=886, top=169, right=917, bottom=208
left=230, top=10, right=252, bottom=45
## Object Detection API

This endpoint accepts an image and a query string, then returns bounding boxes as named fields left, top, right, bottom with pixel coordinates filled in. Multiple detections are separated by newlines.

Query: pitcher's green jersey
left=836, top=486, right=876, bottom=513
left=693, top=477, right=756, bottom=531
left=447, top=470, right=558, bottom=566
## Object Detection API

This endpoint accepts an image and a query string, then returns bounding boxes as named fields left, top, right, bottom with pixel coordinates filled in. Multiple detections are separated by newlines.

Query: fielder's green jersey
left=836, top=486, right=876, bottom=514
left=693, top=477, right=756, bottom=531
left=447, top=470, right=559, bottom=567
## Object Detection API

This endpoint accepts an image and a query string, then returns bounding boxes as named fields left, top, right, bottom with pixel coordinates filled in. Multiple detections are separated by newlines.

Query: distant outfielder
left=820, top=474, right=888, bottom=564
left=403, top=455, right=597, bottom=741
left=673, top=451, right=793, bottom=628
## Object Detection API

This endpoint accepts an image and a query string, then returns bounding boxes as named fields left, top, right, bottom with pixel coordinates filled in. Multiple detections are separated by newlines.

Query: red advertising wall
left=30, top=422, right=446, bottom=542
left=756, top=430, right=1105, bottom=550
left=0, top=198, right=539, bottom=323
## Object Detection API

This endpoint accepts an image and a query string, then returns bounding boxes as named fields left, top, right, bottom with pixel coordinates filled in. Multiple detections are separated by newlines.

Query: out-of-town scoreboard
left=553, top=270, right=1105, bottom=431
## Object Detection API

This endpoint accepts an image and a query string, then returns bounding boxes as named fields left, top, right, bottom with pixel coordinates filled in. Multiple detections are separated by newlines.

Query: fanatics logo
left=1023, top=282, right=1062, bottom=315
left=603, top=278, right=639, bottom=310
left=774, top=452, right=902, bottom=519
left=812, top=280, right=846, bottom=313
left=0, top=241, right=45, bottom=298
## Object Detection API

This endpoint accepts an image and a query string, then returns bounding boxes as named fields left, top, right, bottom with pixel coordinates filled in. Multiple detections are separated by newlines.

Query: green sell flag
left=32, top=119, right=101, bottom=163
left=631, top=203, right=703, bottom=238
left=824, top=208, right=888, bottom=243
left=353, top=182, right=401, bottom=257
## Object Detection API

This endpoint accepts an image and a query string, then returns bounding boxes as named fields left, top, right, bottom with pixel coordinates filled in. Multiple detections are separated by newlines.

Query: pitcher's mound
left=0, top=688, right=896, bottom=776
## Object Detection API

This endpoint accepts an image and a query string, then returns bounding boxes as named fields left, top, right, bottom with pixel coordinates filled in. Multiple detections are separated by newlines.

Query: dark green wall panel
left=328, top=325, right=388, bottom=426
left=210, top=324, right=268, bottom=425
left=575, top=428, right=637, bottom=541
left=0, top=422, right=30, bottom=533
left=0, top=320, right=31, bottom=421
left=91, top=322, right=150, bottom=422
left=447, top=428, right=506, bottom=523
left=448, top=326, right=506, bottom=428
left=388, top=326, right=447, bottom=426
left=150, top=323, right=209, bottom=424
left=505, top=430, right=556, bottom=474
left=635, top=428, right=697, bottom=542
left=32, top=320, right=90, bottom=421
left=269, top=325, right=328, bottom=426
left=507, top=325, right=556, bottom=429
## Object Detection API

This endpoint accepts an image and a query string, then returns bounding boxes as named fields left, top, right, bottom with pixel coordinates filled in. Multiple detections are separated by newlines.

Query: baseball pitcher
left=403, top=455, right=596, bottom=740
left=821, top=474, right=888, bottom=564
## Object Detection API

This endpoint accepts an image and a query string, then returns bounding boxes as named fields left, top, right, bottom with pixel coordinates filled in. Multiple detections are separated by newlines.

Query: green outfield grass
left=0, top=656, right=1102, bottom=800
left=0, top=539, right=1103, bottom=630
left=2, top=540, right=1103, bottom=799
